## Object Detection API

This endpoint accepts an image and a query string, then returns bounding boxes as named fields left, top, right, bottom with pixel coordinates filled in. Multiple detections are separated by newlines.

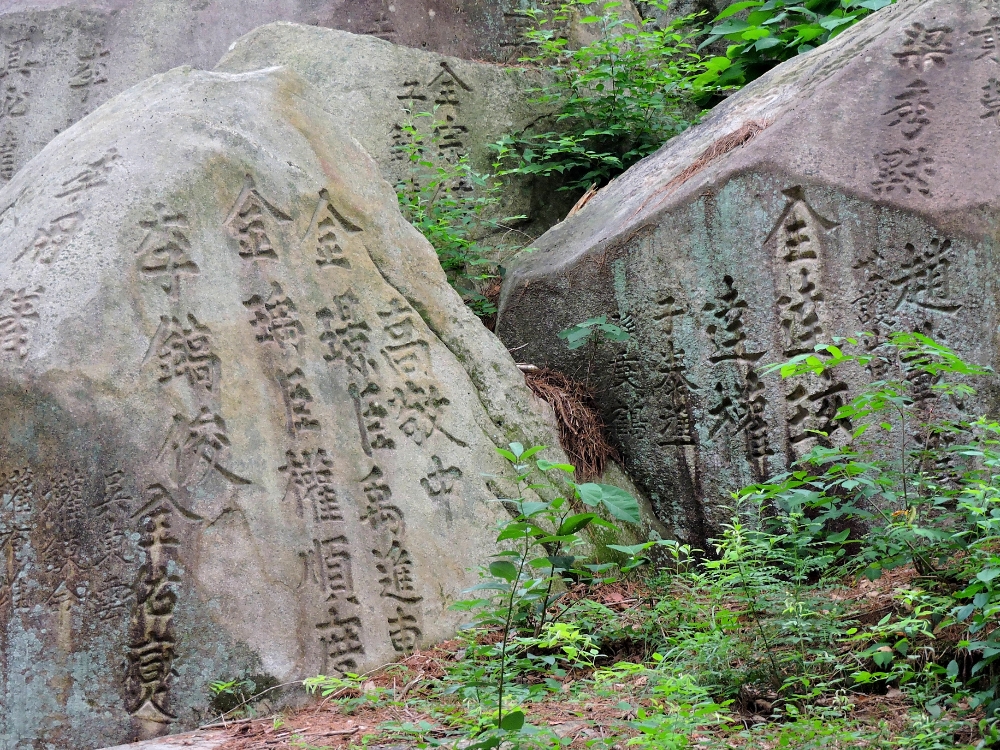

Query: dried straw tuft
left=523, top=368, right=617, bottom=481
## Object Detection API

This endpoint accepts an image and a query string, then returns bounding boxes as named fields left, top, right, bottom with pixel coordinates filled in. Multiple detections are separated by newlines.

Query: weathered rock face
left=497, top=0, right=1000, bottom=546
left=0, top=0, right=611, bottom=187
left=216, top=23, right=566, bottom=236
left=0, top=64, right=561, bottom=747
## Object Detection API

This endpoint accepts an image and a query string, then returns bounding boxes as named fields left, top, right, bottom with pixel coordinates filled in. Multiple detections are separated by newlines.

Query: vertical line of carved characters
left=360, top=465, right=422, bottom=650
left=499, top=2, right=570, bottom=61
left=391, top=380, right=467, bottom=448
left=55, top=148, right=121, bottom=200
left=0, top=468, right=36, bottom=613
left=68, top=42, right=109, bottom=103
left=15, top=211, right=82, bottom=264
left=0, top=127, right=16, bottom=181
left=157, top=408, right=250, bottom=491
left=0, top=33, right=42, bottom=80
left=37, top=467, right=90, bottom=579
left=304, top=189, right=362, bottom=269
left=90, top=470, right=138, bottom=622
left=224, top=175, right=291, bottom=260
left=144, top=313, right=221, bottom=405
left=0, top=285, right=43, bottom=359
left=126, top=505, right=180, bottom=726
left=420, top=455, right=463, bottom=526
left=280, top=449, right=342, bottom=522
left=649, top=345, right=699, bottom=448
left=135, top=202, right=198, bottom=303
left=379, top=298, right=432, bottom=380
left=317, top=292, right=375, bottom=380
left=244, top=282, right=305, bottom=355
left=971, top=17, right=1000, bottom=63
left=893, top=23, right=953, bottom=70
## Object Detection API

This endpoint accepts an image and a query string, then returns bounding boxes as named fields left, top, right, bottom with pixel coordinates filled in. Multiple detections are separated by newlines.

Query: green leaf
left=489, top=561, right=518, bottom=581
left=500, top=710, right=525, bottom=731
left=558, top=513, right=597, bottom=536
left=509, top=442, right=525, bottom=459
left=536, top=459, right=576, bottom=473
left=827, top=529, right=850, bottom=544
left=547, top=555, right=576, bottom=570
left=607, top=543, right=652, bottom=556
left=576, top=483, right=603, bottom=507
left=597, top=484, right=641, bottom=524
left=978, top=568, right=1000, bottom=584
left=713, top=1, right=763, bottom=21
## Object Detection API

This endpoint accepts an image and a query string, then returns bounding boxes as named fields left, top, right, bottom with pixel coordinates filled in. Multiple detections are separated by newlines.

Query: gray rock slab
left=216, top=22, right=568, bottom=237
left=100, top=730, right=228, bottom=750
left=497, top=0, right=1000, bottom=546
left=0, top=64, right=563, bottom=748
left=0, top=0, right=619, bottom=188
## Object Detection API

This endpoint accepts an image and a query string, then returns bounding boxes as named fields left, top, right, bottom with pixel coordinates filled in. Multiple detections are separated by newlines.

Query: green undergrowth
left=277, top=332, right=1000, bottom=749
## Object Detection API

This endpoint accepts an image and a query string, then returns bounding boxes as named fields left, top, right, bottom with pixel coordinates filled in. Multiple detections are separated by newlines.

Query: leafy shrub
left=699, top=0, right=897, bottom=86
left=493, top=0, right=713, bottom=193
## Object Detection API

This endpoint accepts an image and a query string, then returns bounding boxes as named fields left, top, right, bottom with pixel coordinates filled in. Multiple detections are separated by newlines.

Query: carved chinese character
left=317, top=292, right=376, bottom=379
left=777, top=266, right=825, bottom=356
left=135, top=203, right=198, bottom=297
left=893, top=23, right=953, bottom=70
left=703, top=276, right=763, bottom=365
left=0, top=128, right=16, bottom=181
left=883, top=79, right=933, bottom=140
left=243, top=282, right=305, bottom=355
left=786, top=378, right=851, bottom=455
left=279, top=368, right=320, bottom=435
left=0, top=36, right=40, bottom=79
left=224, top=175, right=291, bottom=259
left=145, top=313, right=220, bottom=398
left=360, top=466, right=404, bottom=539
left=317, top=606, right=364, bottom=675
left=971, top=17, right=1000, bottom=63
left=387, top=603, right=422, bottom=653
left=392, top=380, right=466, bottom=447
left=280, top=449, right=341, bottom=522
left=55, top=148, right=121, bottom=198
left=0, top=285, right=42, bottom=358
left=0, top=79, right=28, bottom=119
left=983, top=78, right=1000, bottom=123
left=68, top=42, right=109, bottom=102
left=158, top=408, right=250, bottom=489
left=305, top=188, right=362, bottom=269
left=892, top=238, right=962, bottom=314
left=871, top=146, right=935, bottom=196
left=350, top=382, right=395, bottom=455
left=16, top=211, right=82, bottom=264
left=420, top=455, right=462, bottom=524
left=374, top=541, right=420, bottom=602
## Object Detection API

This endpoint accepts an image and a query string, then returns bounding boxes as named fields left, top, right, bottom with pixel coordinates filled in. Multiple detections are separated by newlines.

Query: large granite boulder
left=0, top=64, right=563, bottom=747
left=0, top=0, right=620, bottom=186
left=216, top=23, right=566, bottom=236
left=497, top=0, right=1000, bottom=547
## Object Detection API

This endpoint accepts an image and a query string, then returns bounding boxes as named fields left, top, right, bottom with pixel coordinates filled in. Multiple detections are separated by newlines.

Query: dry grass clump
left=523, top=367, right=617, bottom=481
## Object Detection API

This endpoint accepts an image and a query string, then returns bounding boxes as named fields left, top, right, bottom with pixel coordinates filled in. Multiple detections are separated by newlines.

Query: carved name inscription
left=363, top=465, right=422, bottom=652
left=770, top=189, right=850, bottom=456
left=0, top=285, right=42, bottom=359
left=225, top=175, right=291, bottom=260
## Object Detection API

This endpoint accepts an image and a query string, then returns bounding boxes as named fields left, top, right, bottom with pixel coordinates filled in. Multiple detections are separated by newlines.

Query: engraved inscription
left=56, top=148, right=121, bottom=199
left=361, top=465, right=422, bottom=651
left=69, top=42, right=109, bottom=102
left=281, top=449, right=341, bottom=521
left=244, top=282, right=305, bottom=354
left=135, top=203, right=198, bottom=299
left=0, top=127, right=16, bottom=181
left=16, top=212, right=82, bottom=264
left=971, top=17, right=1000, bottom=62
left=126, top=504, right=179, bottom=726
left=158, top=408, right=250, bottom=489
left=892, top=23, right=953, bottom=69
left=872, top=146, right=935, bottom=196
left=420, top=455, right=462, bottom=525
left=0, top=285, right=42, bottom=358
left=770, top=189, right=849, bottom=456
left=225, top=175, right=291, bottom=260
left=304, top=188, right=362, bottom=269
